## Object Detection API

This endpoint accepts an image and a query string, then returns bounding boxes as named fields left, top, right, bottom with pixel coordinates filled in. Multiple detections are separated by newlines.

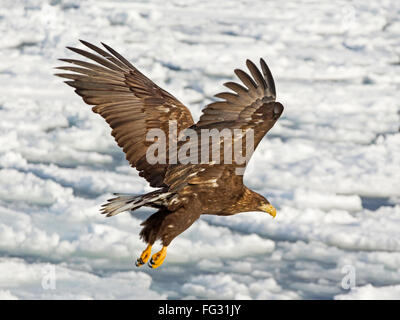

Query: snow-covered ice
left=0, top=0, right=399, bottom=299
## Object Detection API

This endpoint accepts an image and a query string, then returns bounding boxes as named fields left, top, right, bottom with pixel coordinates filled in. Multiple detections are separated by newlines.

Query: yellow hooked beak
left=259, top=204, right=276, bottom=218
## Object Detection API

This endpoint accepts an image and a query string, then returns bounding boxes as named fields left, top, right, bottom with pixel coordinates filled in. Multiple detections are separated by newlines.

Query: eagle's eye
left=259, top=203, right=276, bottom=218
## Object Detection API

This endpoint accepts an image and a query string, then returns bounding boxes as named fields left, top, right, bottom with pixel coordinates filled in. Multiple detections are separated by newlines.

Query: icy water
left=0, top=0, right=399, bottom=299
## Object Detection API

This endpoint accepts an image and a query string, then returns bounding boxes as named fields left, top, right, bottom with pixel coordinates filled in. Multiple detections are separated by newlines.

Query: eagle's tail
left=100, top=190, right=169, bottom=217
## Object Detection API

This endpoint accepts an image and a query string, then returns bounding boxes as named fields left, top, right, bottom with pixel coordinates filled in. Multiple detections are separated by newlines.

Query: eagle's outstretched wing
left=56, top=40, right=194, bottom=187
left=164, top=59, right=284, bottom=195
left=197, top=58, right=283, bottom=148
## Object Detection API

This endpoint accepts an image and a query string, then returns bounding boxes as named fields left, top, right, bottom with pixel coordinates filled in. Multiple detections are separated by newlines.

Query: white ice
left=0, top=0, right=399, bottom=299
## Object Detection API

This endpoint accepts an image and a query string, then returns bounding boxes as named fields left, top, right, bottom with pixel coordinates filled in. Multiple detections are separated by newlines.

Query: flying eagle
left=56, top=40, right=284, bottom=268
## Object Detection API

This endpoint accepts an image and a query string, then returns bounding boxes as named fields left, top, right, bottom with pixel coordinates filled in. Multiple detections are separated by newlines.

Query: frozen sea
left=0, top=0, right=399, bottom=299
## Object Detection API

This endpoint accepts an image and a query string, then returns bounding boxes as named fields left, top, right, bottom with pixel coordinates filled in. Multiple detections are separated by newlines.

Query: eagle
left=56, top=40, right=284, bottom=268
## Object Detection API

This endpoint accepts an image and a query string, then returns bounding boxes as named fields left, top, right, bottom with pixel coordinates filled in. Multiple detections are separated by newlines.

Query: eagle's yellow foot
left=135, top=244, right=152, bottom=267
left=148, top=246, right=167, bottom=269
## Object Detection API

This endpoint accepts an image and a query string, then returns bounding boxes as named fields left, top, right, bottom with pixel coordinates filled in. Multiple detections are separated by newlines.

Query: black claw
left=148, top=258, right=154, bottom=268
left=135, top=258, right=144, bottom=267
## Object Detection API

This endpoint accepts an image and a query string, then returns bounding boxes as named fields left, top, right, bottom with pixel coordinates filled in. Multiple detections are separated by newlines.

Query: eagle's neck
left=224, top=187, right=263, bottom=215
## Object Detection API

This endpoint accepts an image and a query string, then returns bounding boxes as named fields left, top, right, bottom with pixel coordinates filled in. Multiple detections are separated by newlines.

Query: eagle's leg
left=139, top=206, right=200, bottom=269
left=135, top=244, right=152, bottom=267
left=148, top=246, right=167, bottom=269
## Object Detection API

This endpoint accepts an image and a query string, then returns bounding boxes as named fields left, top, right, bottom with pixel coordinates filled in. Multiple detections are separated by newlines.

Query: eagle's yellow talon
left=148, top=246, right=167, bottom=269
left=135, top=244, right=152, bottom=267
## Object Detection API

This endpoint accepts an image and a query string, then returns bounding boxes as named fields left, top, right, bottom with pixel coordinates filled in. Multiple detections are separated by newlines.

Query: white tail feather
left=100, top=193, right=144, bottom=217
left=100, top=191, right=171, bottom=217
